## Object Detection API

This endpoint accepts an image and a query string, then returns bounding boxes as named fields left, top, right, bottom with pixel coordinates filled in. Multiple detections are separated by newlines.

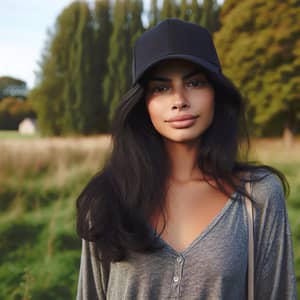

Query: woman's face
left=145, top=59, right=215, bottom=144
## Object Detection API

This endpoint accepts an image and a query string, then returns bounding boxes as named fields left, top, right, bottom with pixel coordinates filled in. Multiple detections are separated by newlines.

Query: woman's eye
left=186, top=79, right=207, bottom=88
left=149, top=86, right=169, bottom=94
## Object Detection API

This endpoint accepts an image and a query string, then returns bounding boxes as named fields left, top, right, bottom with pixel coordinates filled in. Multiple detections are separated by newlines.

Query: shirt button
left=173, top=276, right=179, bottom=283
left=177, top=257, right=182, bottom=263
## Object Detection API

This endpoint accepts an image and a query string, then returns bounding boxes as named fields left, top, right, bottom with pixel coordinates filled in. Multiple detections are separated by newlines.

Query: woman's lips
left=165, top=115, right=199, bottom=129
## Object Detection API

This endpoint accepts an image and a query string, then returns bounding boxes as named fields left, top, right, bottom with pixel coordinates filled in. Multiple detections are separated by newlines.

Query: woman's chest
left=107, top=199, right=248, bottom=299
left=151, top=182, right=236, bottom=253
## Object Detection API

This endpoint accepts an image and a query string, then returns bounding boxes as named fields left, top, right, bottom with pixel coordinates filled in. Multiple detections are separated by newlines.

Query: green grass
left=0, top=136, right=108, bottom=299
left=0, top=130, right=40, bottom=140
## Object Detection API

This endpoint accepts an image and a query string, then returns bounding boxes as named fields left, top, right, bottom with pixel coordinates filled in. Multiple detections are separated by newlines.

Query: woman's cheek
left=147, top=99, right=163, bottom=123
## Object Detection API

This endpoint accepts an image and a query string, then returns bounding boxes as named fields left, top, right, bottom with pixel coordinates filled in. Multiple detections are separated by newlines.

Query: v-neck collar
left=150, top=191, right=238, bottom=256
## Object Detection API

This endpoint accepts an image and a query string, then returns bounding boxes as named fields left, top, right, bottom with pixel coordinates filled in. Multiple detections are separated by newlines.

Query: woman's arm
left=76, top=239, right=109, bottom=300
left=252, top=171, right=297, bottom=299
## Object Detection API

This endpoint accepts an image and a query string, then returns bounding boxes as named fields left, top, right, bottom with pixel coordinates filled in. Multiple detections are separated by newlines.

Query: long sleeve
left=252, top=172, right=297, bottom=299
left=76, top=239, right=109, bottom=300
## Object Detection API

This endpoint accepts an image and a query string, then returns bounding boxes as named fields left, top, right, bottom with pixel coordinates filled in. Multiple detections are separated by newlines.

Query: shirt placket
left=170, top=254, right=185, bottom=298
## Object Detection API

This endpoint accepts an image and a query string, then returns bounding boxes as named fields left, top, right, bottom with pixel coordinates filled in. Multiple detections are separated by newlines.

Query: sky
left=0, top=0, right=222, bottom=90
left=0, top=0, right=81, bottom=89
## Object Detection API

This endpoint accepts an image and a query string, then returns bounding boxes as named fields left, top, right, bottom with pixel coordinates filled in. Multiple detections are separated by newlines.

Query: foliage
left=215, top=0, right=300, bottom=136
left=30, top=1, right=111, bottom=136
left=0, top=97, right=35, bottom=130
left=29, top=10, right=71, bottom=135
left=62, top=1, right=96, bottom=134
left=148, top=0, right=159, bottom=27
left=160, top=0, right=178, bottom=19
left=103, top=0, right=144, bottom=121
left=0, top=136, right=109, bottom=299
left=92, top=0, right=112, bottom=132
left=200, top=0, right=220, bottom=32
left=0, top=76, right=27, bottom=100
left=179, top=0, right=188, bottom=20
left=189, top=0, right=202, bottom=24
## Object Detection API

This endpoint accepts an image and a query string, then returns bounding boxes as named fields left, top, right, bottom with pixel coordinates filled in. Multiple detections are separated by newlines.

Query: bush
left=0, top=97, right=35, bottom=130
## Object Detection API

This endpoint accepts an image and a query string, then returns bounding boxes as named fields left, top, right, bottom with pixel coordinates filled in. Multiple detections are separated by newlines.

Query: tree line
left=0, top=77, right=35, bottom=130
left=215, top=0, right=300, bottom=143
left=29, top=0, right=220, bottom=136
left=30, top=0, right=300, bottom=139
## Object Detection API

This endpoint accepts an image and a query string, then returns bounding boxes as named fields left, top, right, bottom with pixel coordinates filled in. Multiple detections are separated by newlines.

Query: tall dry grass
left=0, top=135, right=112, bottom=183
left=250, top=137, right=300, bottom=163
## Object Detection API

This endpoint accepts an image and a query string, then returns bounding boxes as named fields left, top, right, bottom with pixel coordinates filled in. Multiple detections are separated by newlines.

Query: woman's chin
left=163, top=133, right=202, bottom=144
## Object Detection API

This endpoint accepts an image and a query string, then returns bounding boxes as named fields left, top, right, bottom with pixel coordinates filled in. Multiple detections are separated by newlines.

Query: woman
left=76, top=19, right=296, bottom=299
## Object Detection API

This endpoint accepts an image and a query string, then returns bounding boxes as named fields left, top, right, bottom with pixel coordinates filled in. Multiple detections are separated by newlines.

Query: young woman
left=76, top=19, right=296, bottom=299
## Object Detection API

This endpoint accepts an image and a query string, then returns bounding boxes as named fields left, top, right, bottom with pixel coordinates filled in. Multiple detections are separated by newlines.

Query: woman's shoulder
left=249, top=167, right=287, bottom=214
left=250, top=167, right=283, bottom=191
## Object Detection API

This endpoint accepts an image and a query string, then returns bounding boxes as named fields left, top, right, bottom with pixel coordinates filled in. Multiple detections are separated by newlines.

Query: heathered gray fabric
left=76, top=171, right=297, bottom=300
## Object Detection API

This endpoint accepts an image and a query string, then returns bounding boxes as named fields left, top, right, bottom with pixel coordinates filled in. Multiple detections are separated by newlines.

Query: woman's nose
left=171, top=88, right=189, bottom=110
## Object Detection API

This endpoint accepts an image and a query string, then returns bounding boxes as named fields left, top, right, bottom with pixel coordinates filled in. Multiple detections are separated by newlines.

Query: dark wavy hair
left=76, top=74, right=288, bottom=266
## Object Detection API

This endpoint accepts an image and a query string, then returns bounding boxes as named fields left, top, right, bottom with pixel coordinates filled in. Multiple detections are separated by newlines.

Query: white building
left=18, top=118, right=38, bottom=135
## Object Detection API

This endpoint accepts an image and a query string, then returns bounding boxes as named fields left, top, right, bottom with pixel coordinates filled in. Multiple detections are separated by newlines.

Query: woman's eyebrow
left=148, top=69, right=203, bottom=82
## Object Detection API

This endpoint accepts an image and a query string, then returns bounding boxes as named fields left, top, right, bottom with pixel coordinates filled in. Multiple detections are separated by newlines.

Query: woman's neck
left=164, top=139, right=203, bottom=183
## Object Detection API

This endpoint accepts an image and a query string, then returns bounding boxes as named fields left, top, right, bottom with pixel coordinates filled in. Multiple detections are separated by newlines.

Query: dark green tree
left=30, top=25, right=67, bottom=135
left=103, top=0, right=128, bottom=122
left=103, top=0, right=143, bottom=122
left=148, top=0, right=159, bottom=27
left=179, top=0, right=189, bottom=21
left=62, top=1, right=95, bottom=134
left=92, top=0, right=112, bottom=132
left=31, top=1, right=101, bottom=135
left=215, top=0, right=300, bottom=143
left=0, top=97, right=35, bottom=130
left=160, top=0, right=178, bottom=20
left=200, top=0, right=220, bottom=32
left=127, top=0, right=144, bottom=74
left=189, top=0, right=202, bottom=24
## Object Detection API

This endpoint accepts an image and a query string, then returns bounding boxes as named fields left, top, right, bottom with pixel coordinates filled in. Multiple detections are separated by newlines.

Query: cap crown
left=132, top=19, right=222, bottom=83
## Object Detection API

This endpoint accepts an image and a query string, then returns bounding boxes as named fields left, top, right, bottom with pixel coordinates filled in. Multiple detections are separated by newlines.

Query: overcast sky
left=0, top=0, right=222, bottom=89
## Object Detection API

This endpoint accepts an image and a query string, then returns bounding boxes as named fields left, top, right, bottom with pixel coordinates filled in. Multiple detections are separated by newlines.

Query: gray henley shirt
left=76, top=170, right=297, bottom=299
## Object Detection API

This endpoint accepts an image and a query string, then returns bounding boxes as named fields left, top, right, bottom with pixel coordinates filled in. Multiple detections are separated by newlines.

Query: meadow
left=0, top=134, right=299, bottom=299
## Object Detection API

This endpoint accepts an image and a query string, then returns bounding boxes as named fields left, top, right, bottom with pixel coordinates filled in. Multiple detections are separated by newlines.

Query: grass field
left=0, top=130, right=40, bottom=140
left=0, top=134, right=299, bottom=299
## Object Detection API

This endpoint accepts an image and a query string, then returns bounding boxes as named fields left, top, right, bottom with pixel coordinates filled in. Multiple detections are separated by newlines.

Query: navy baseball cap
left=132, top=18, right=240, bottom=99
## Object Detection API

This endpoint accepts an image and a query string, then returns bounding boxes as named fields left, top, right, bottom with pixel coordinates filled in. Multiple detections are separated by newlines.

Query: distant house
left=18, top=118, right=38, bottom=135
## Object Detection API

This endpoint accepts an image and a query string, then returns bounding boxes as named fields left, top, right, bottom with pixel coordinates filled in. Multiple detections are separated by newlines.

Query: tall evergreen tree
left=179, top=0, right=189, bottom=21
left=160, top=0, right=178, bottom=20
left=103, top=0, right=144, bottom=122
left=215, top=0, right=300, bottom=142
left=103, top=0, right=128, bottom=122
left=62, top=1, right=94, bottom=134
left=93, top=0, right=112, bottom=132
left=31, top=1, right=103, bottom=135
left=189, top=0, right=202, bottom=24
left=148, top=0, right=159, bottom=28
left=127, top=0, right=144, bottom=81
left=200, top=0, right=220, bottom=32
left=30, top=5, right=77, bottom=135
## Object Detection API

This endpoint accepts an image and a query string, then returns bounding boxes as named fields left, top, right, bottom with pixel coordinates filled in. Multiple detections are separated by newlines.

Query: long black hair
left=76, top=75, right=288, bottom=266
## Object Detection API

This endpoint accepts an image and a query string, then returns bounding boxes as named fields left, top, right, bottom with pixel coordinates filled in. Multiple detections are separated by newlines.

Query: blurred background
left=0, top=0, right=299, bottom=298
